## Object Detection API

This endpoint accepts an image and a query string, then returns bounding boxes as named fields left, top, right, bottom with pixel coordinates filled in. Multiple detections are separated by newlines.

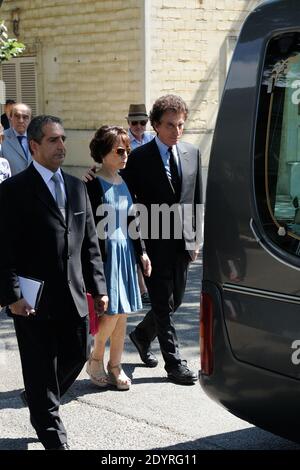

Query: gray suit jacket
left=0, top=127, right=32, bottom=175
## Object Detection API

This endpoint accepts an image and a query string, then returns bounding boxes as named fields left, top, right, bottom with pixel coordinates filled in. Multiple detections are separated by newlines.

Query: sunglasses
left=130, top=120, right=148, bottom=126
left=115, top=147, right=131, bottom=156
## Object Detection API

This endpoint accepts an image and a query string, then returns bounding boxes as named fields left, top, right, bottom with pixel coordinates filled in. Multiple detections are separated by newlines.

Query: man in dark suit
left=0, top=115, right=108, bottom=450
left=0, top=99, right=15, bottom=130
left=123, top=95, right=203, bottom=385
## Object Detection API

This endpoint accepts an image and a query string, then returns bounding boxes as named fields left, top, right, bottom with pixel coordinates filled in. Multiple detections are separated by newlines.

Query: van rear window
left=255, top=32, right=300, bottom=256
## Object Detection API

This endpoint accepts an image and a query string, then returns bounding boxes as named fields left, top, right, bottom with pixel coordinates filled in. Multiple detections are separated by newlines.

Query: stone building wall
left=149, top=0, right=260, bottom=166
left=1, top=0, right=143, bottom=129
left=0, top=0, right=261, bottom=170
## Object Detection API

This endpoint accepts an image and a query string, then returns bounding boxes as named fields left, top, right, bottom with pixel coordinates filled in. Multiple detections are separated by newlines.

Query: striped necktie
left=168, top=147, right=181, bottom=200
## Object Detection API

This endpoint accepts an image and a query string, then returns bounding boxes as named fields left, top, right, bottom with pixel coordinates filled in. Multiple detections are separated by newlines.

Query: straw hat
left=126, top=104, right=148, bottom=121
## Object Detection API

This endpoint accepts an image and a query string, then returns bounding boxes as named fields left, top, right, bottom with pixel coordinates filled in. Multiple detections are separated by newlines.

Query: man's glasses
left=114, top=147, right=131, bottom=156
left=13, top=113, right=30, bottom=121
left=130, top=120, right=148, bottom=126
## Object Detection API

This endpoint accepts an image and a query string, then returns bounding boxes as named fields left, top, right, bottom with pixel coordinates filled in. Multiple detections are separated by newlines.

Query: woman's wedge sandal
left=86, top=354, right=108, bottom=388
left=107, top=363, right=131, bottom=391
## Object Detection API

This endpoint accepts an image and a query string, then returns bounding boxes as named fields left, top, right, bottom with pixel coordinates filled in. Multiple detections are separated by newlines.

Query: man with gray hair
left=126, top=103, right=153, bottom=150
left=0, top=102, right=32, bottom=175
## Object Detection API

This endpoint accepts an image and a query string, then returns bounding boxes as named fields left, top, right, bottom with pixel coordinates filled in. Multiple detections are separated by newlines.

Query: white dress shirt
left=33, top=160, right=66, bottom=203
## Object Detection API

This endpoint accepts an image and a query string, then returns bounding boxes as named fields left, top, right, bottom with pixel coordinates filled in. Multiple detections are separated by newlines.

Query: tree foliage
left=0, top=20, right=25, bottom=63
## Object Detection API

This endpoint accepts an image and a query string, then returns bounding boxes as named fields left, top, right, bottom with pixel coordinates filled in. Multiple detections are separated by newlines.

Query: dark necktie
left=17, top=135, right=28, bottom=160
left=168, top=146, right=181, bottom=200
left=51, top=173, right=66, bottom=219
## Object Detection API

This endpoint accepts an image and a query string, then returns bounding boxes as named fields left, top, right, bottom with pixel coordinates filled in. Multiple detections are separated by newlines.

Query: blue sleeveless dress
left=98, top=177, right=142, bottom=314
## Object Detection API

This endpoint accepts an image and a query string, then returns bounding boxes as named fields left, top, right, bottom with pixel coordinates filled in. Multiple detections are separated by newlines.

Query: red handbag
left=86, top=293, right=99, bottom=336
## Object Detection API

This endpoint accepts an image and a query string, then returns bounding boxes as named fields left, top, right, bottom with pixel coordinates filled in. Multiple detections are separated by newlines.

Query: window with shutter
left=1, top=62, right=17, bottom=102
left=0, top=57, right=38, bottom=115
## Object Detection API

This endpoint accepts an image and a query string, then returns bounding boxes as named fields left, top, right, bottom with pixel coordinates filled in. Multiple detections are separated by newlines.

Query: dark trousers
left=137, top=249, right=190, bottom=371
left=13, top=309, right=89, bottom=449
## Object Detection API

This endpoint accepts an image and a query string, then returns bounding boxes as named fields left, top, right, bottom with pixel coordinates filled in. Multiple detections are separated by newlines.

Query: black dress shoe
left=167, top=364, right=197, bottom=385
left=141, top=292, right=151, bottom=306
left=20, top=389, right=27, bottom=406
left=49, top=443, right=70, bottom=450
left=57, top=443, right=70, bottom=450
left=129, top=330, right=158, bottom=368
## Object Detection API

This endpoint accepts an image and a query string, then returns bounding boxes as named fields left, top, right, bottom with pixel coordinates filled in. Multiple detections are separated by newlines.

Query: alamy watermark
left=291, top=340, right=300, bottom=365
left=95, top=200, right=204, bottom=251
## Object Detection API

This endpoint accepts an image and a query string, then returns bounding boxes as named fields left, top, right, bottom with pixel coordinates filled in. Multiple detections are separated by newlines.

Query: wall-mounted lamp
left=12, top=8, right=21, bottom=37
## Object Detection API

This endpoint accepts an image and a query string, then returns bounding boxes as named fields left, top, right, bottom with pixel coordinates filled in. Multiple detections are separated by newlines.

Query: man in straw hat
left=126, top=104, right=154, bottom=150
left=126, top=104, right=154, bottom=306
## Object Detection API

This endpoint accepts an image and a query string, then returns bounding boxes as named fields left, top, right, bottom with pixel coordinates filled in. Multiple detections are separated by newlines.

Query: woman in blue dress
left=85, top=126, right=151, bottom=390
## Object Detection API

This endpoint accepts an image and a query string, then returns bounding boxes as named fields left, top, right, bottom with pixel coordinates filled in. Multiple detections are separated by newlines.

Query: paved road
left=0, top=260, right=299, bottom=451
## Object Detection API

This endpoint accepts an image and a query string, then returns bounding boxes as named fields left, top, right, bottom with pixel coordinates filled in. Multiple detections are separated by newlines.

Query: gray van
left=200, top=0, right=300, bottom=442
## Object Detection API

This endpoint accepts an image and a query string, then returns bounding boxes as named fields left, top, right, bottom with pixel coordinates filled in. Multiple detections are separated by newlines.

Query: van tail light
left=200, top=291, right=214, bottom=375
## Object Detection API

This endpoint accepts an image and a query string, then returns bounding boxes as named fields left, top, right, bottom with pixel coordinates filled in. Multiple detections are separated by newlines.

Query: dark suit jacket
left=0, top=164, right=107, bottom=318
left=122, top=138, right=203, bottom=261
left=1, top=113, right=10, bottom=130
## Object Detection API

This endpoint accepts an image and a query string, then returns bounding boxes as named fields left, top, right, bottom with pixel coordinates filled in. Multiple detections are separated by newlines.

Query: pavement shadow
left=155, top=427, right=300, bottom=450
left=121, top=362, right=167, bottom=384
left=130, top=376, right=168, bottom=385
left=0, top=315, right=17, bottom=342
left=0, top=389, right=26, bottom=410
left=63, top=379, right=109, bottom=402
left=124, top=263, right=202, bottom=386
left=126, top=260, right=202, bottom=358
left=64, top=363, right=167, bottom=403
left=0, top=437, right=38, bottom=450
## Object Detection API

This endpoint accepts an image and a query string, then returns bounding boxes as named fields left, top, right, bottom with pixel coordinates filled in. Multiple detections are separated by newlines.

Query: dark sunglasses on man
left=130, top=120, right=148, bottom=126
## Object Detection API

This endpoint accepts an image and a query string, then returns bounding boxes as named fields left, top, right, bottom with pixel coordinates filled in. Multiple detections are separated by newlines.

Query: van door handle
left=249, top=218, right=262, bottom=242
left=249, top=218, right=300, bottom=271
left=250, top=217, right=286, bottom=239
